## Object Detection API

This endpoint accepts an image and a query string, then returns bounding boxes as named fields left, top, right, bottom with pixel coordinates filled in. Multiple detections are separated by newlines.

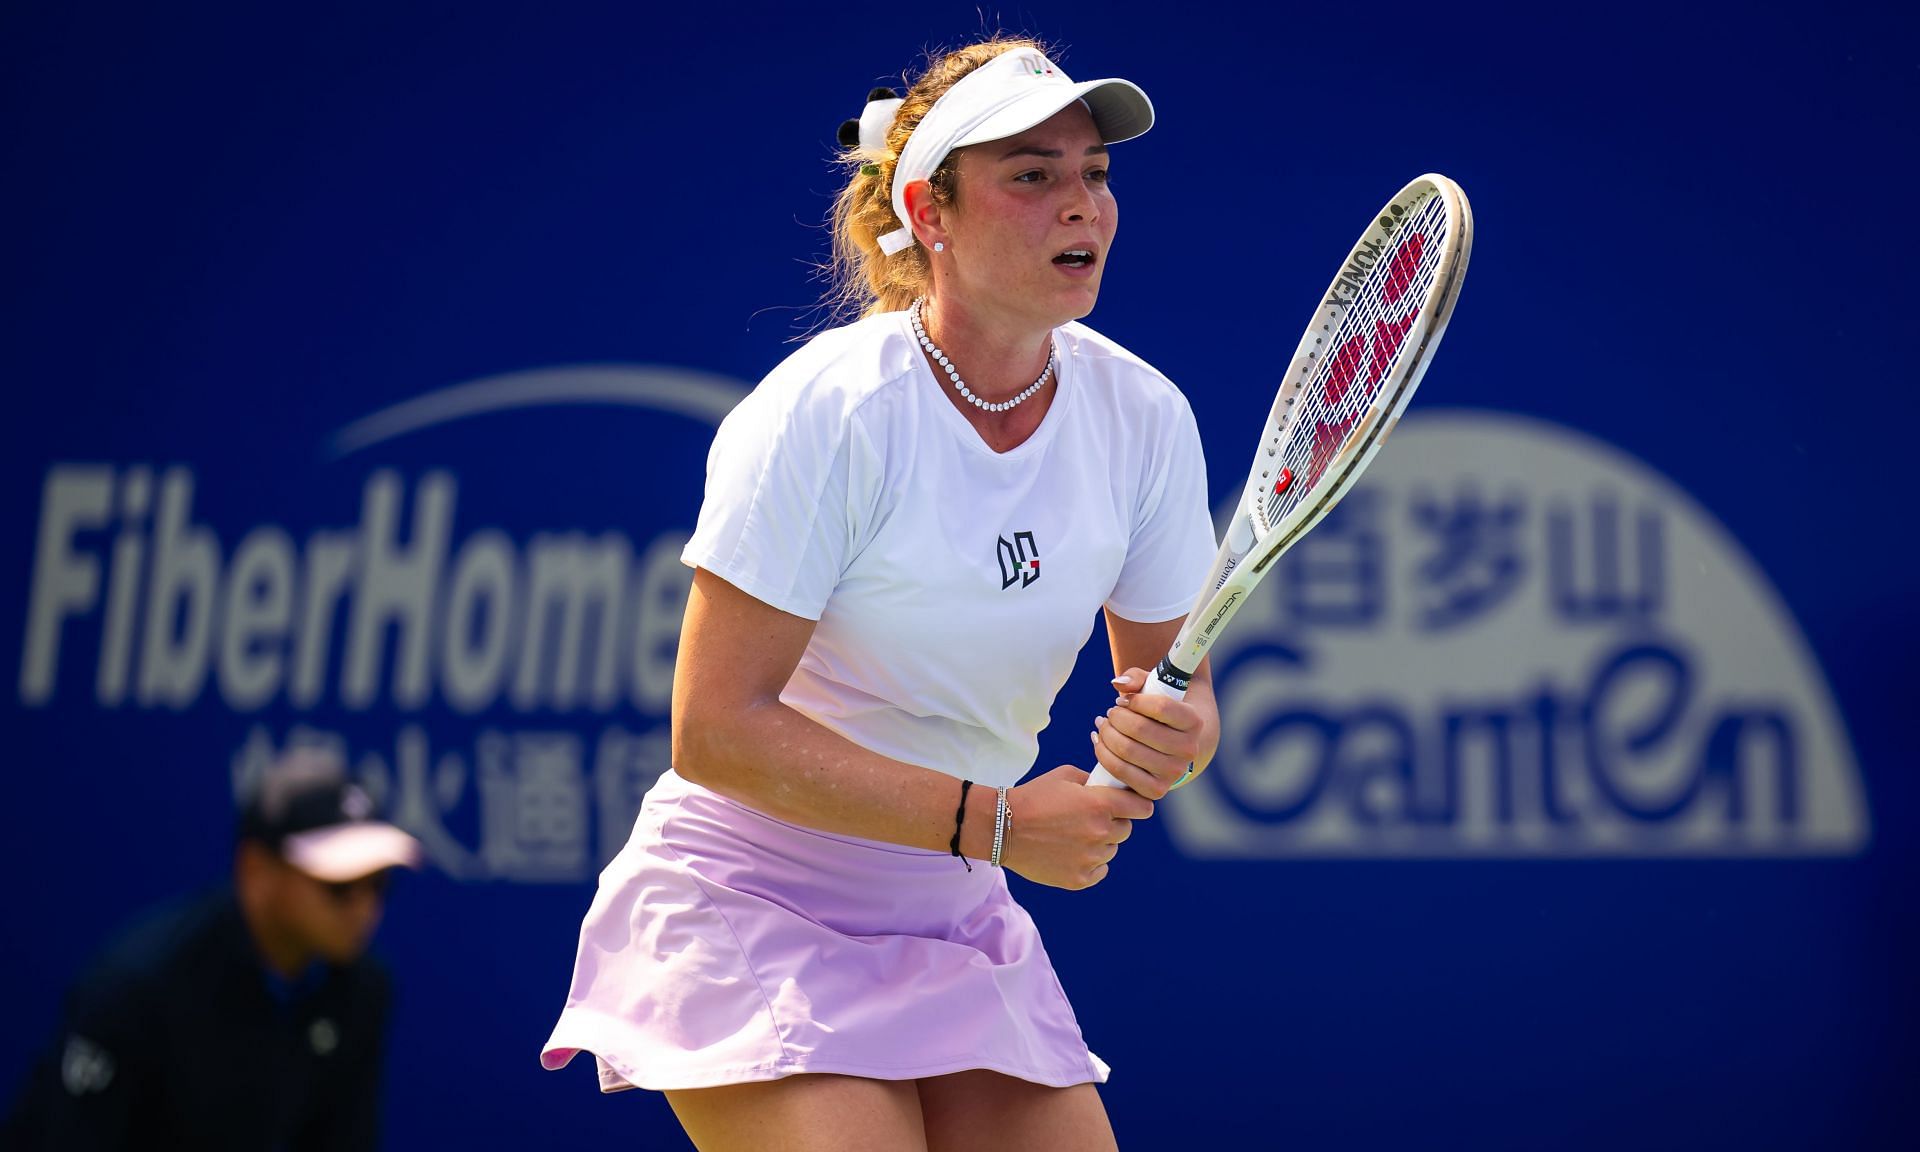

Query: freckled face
left=936, top=102, right=1117, bottom=332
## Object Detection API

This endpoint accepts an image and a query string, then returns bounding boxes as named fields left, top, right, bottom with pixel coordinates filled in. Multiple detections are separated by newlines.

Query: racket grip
left=1086, top=658, right=1191, bottom=790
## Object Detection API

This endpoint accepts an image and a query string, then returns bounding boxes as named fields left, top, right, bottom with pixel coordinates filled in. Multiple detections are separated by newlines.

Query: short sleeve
left=680, top=386, right=859, bottom=621
left=1106, top=395, right=1214, bottom=623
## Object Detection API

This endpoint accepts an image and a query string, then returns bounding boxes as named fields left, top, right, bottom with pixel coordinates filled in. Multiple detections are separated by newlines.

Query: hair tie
left=950, top=779, right=973, bottom=872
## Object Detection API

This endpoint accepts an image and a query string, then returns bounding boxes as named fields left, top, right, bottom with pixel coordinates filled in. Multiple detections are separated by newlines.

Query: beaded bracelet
left=990, top=786, right=1012, bottom=868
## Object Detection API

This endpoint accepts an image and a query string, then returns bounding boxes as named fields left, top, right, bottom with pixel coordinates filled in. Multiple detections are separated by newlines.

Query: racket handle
left=1086, top=658, right=1192, bottom=790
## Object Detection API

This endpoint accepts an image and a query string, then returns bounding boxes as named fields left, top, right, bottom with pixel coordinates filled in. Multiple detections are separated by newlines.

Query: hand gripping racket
left=1090, top=173, right=1474, bottom=790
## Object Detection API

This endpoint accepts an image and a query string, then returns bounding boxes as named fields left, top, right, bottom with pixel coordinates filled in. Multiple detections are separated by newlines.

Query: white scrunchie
left=856, top=95, right=903, bottom=154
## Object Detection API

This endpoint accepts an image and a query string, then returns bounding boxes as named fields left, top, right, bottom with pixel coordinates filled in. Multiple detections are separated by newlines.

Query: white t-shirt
left=682, top=309, right=1214, bottom=788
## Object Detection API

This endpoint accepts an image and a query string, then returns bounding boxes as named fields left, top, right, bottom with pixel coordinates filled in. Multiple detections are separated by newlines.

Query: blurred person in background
left=2, top=748, right=422, bottom=1151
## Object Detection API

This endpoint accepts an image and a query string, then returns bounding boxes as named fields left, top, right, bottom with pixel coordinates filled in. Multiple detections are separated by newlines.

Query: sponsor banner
left=1169, top=410, right=1869, bottom=858
left=14, top=365, right=750, bottom=883
left=17, top=398, right=1871, bottom=874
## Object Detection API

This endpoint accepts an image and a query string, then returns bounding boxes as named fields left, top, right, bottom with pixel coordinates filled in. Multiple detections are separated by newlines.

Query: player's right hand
left=1001, top=765, right=1155, bottom=890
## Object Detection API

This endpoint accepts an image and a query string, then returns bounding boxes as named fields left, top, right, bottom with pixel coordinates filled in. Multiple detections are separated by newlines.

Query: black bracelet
left=950, top=779, right=973, bottom=872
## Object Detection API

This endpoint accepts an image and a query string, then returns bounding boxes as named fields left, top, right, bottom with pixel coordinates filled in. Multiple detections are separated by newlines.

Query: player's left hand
left=1090, top=667, right=1204, bottom=799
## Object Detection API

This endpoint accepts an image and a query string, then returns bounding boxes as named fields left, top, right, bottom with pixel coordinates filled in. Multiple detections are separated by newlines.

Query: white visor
left=879, top=48, right=1154, bottom=256
left=281, top=821, right=424, bottom=883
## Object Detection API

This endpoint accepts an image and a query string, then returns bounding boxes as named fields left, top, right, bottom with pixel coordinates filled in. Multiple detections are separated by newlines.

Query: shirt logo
left=61, top=1035, right=115, bottom=1096
left=310, top=1018, right=340, bottom=1055
left=997, top=532, right=1040, bottom=589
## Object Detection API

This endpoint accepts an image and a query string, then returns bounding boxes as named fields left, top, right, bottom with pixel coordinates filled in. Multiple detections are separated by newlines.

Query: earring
left=933, top=241, right=945, bottom=253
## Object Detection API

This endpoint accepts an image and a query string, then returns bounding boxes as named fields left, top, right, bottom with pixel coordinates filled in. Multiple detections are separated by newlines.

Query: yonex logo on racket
left=997, top=532, right=1040, bottom=589
left=1324, top=239, right=1387, bottom=308
left=1377, top=198, right=1415, bottom=234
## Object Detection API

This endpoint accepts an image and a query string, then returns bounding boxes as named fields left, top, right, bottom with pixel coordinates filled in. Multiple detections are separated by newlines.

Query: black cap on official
left=237, top=749, right=422, bottom=883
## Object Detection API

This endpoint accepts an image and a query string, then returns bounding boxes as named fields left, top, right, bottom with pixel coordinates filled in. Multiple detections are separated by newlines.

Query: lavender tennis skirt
left=539, top=770, right=1108, bottom=1092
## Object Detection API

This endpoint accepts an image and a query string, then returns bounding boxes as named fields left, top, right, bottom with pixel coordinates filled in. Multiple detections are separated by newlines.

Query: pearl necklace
left=909, top=298, right=1056, bottom=414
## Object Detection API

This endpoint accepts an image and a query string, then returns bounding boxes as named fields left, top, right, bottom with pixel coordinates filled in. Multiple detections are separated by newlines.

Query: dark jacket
left=3, top=886, right=391, bottom=1151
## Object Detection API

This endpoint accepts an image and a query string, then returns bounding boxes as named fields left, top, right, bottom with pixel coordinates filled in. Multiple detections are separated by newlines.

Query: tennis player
left=541, top=36, right=1218, bottom=1151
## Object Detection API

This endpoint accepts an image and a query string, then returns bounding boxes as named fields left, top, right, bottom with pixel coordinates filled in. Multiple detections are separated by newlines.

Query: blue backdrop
left=4, top=2, right=1915, bottom=1149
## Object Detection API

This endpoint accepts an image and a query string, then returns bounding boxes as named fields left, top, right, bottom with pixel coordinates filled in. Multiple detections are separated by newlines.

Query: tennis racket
left=1090, top=173, right=1473, bottom=790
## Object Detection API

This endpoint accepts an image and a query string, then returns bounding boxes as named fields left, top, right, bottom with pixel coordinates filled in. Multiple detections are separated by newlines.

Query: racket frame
left=1089, top=174, right=1473, bottom=790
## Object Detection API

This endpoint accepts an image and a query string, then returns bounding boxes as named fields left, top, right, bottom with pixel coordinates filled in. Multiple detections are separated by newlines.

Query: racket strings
left=1264, top=193, right=1451, bottom=529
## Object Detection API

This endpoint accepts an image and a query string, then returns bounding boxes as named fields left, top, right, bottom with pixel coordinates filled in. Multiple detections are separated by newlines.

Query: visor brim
left=952, top=77, right=1155, bottom=151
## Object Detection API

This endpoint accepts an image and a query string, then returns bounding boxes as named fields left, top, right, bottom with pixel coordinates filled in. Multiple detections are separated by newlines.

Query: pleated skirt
left=539, top=770, right=1108, bottom=1091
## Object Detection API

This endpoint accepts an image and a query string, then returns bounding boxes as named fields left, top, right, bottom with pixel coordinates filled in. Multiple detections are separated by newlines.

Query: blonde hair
left=820, top=36, right=1050, bottom=327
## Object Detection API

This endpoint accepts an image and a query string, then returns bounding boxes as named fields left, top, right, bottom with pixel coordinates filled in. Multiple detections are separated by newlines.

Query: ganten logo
left=998, top=532, right=1039, bottom=589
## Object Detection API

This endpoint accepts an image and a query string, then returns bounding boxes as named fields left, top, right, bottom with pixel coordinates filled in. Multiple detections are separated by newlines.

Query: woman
left=542, top=36, right=1218, bottom=1151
